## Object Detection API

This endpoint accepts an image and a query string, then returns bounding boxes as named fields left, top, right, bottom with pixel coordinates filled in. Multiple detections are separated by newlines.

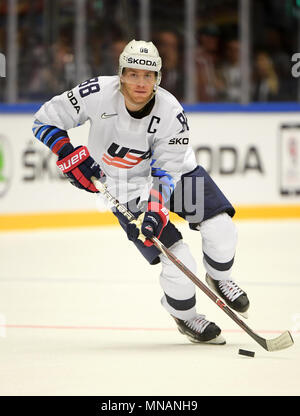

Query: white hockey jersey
left=33, top=76, right=197, bottom=204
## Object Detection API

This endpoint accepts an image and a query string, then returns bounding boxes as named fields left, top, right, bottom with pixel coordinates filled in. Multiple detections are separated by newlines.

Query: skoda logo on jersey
left=0, top=134, right=13, bottom=198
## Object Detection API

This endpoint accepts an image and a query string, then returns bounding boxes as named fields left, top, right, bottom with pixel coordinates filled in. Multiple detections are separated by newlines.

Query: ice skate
left=205, top=273, right=249, bottom=318
left=172, top=313, right=226, bottom=345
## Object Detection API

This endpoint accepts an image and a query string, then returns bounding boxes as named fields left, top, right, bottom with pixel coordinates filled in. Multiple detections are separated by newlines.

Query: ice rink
left=0, top=219, right=299, bottom=396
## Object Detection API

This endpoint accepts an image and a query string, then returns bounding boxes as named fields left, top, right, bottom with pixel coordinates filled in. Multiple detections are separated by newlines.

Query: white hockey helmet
left=119, top=39, right=162, bottom=86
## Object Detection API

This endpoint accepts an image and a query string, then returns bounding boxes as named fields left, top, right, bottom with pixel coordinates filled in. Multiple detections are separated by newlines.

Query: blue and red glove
left=126, top=198, right=169, bottom=247
left=56, top=143, right=105, bottom=193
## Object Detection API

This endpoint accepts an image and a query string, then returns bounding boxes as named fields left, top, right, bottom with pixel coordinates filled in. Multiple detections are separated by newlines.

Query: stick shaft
left=92, top=178, right=294, bottom=351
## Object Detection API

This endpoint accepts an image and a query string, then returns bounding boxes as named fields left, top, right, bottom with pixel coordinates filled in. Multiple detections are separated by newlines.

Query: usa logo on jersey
left=102, top=142, right=151, bottom=169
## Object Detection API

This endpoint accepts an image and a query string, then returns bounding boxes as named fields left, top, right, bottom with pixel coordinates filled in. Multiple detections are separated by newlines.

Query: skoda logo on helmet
left=124, top=56, right=157, bottom=67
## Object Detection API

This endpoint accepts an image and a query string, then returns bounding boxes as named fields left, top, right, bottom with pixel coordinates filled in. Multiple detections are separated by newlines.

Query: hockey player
left=32, top=39, right=249, bottom=345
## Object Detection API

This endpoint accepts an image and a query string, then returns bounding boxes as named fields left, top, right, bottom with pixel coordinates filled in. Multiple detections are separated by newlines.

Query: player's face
left=121, top=68, right=156, bottom=108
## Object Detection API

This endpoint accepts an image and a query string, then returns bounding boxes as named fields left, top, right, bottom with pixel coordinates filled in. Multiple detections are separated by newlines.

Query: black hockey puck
left=238, top=349, right=255, bottom=357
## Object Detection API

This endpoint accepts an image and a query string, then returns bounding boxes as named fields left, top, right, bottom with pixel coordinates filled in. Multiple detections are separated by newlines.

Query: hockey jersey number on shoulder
left=176, top=111, right=189, bottom=133
left=78, top=77, right=100, bottom=98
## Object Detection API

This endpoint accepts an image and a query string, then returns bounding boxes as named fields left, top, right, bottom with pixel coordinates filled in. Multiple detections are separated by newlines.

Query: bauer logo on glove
left=56, top=144, right=106, bottom=193
left=57, top=147, right=88, bottom=172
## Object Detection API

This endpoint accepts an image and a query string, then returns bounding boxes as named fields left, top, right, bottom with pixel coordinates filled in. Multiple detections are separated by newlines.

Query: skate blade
left=238, top=310, right=249, bottom=319
left=187, top=334, right=226, bottom=345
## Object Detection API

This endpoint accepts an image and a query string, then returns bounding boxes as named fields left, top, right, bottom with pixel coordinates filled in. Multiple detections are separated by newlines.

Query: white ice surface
left=0, top=219, right=299, bottom=396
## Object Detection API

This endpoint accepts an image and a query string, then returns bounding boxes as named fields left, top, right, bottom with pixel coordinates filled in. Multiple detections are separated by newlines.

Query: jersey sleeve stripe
left=49, top=136, right=69, bottom=152
left=32, top=120, right=70, bottom=155
left=32, top=120, right=44, bottom=134
left=151, top=166, right=175, bottom=203
left=46, top=130, right=69, bottom=148
left=43, top=128, right=62, bottom=145
left=51, top=138, right=70, bottom=155
left=34, top=125, right=52, bottom=140
left=149, top=188, right=164, bottom=204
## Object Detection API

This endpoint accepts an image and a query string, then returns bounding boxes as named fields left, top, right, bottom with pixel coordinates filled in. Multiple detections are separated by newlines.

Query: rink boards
left=0, top=106, right=300, bottom=230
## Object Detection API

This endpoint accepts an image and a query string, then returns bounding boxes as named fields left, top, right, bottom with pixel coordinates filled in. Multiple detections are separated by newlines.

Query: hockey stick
left=92, top=178, right=294, bottom=352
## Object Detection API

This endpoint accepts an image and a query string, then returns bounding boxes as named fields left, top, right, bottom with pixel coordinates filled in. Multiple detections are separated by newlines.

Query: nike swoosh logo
left=101, top=112, right=118, bottom=119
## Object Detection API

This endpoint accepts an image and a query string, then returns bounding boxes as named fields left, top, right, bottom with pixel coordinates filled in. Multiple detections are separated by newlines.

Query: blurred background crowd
left=0, top=0, right=300, bottom=104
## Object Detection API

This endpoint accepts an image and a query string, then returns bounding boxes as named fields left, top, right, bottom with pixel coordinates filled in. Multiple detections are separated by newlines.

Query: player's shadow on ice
left=90, top=341, right=241, bottom=353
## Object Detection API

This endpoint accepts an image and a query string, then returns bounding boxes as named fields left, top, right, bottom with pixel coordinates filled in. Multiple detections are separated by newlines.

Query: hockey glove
left=56, top=144, right=105, bottom=193
left=126, top=201, right=169, bottom=247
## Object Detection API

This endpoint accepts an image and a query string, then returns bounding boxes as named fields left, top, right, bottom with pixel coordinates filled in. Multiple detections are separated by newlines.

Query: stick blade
left=266, top=331, right=294, bottom=352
